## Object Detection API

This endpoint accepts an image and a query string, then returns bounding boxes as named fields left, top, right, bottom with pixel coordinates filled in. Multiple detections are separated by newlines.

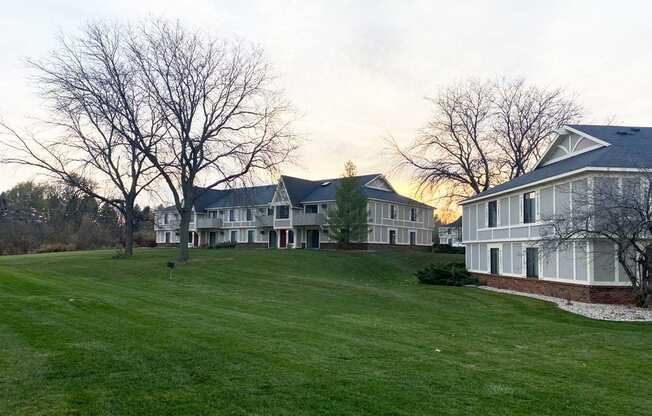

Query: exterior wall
left=155, top=196, right=434, bottom=250
left=462, top=172, right=635, bottom=295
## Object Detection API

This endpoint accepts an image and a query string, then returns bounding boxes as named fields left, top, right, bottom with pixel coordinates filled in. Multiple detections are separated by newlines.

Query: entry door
left=307, top=229, right=319, bottom=249
left=209, top=232, right=216, bottom=247
left=490, top=248, right=500, bottom=275
left=269, top=230, right=277, bottom=248
left=279, top=229, right=287, bottom=248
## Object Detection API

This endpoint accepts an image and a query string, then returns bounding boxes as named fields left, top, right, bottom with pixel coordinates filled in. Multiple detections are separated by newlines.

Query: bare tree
left=391, top=78, right=581, bottom=202
left=493, top=78, right=582, bottom=179
left=127, top=20, right=296, bottom=262
left=0, top=22, right=161, bottom=256
left=390, top=79, right=496, bottom=200
left=541, top=172, right=652, bottom=307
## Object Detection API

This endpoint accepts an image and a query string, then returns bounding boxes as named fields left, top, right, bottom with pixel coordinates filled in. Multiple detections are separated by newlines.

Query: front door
left=269, top=230, right=277, bottom=248
left=279, top=229, right=287, bottom=248
left=193, top=232, right=199, bottom=247
left=209, top=232, right=216, bottom=247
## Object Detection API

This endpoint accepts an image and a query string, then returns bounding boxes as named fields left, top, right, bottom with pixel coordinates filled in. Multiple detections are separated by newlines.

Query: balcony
left=293, top=213, right=326, bottom=226
left=155, top=217, right=180, bottom=228
left=195, top=217, right=223, bottom=229
left=256, top=214, right=273, bottom=227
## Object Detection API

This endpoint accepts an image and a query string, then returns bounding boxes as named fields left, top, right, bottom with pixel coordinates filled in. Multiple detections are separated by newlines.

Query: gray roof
left=159, top=174, right=433, bottom=212
left=291, top=174, right=432, bottom=208
left=462, top=124, right=652, bottom=204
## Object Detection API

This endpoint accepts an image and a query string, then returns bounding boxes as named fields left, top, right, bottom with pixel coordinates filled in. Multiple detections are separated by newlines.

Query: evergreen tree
left=328, top=161, right=369, bottom=247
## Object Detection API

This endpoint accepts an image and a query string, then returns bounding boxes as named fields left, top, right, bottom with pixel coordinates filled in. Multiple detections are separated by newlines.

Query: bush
left=32, top=243, right=77, bottom=254
left=431, top=244, right=465, bottom=254
left=209, top=242, right=237, bottom=249
left=416, top=262, right=479, bottom=286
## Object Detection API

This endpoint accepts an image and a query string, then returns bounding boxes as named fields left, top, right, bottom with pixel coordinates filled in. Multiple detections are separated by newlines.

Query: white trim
left=364, top=174, right=397, bottom=192
left=460, top=167, right=649, bottom=205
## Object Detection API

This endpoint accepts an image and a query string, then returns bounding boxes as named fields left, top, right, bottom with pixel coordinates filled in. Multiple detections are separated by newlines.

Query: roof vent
left=321, top=181, right=331, bottom=186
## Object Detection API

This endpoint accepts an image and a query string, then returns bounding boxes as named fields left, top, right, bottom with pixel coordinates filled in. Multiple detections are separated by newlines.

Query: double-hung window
left=229, top=209, right=236, bottom=222
left=246, top=208, right=252, bottom=221
left=276, top=205, right=290, bottom=219
left=488, top=201, right=498, bottom=228
left=410, top=208, right=417, bottom=222
left=390, top=205, right=397, bottom=219
left=523, top=192, right=536, bottom=224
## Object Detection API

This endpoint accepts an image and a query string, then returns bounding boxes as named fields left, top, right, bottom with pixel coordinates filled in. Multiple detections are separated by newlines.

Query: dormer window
left=488, top=201, right=498, bottom=228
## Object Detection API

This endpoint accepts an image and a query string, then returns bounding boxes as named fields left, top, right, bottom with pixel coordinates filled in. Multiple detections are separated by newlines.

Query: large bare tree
left=127, top=20, right=296, bottom=262
left=541, top=172, right=652, bottom=307
left=0, top=23, right=161, bottom=256
left=391, top=78, right=581, bottom=202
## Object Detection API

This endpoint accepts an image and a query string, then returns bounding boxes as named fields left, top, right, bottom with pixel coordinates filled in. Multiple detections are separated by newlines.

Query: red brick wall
left=319, top=242, right=431, bottom=252
left=473, top=272, right=636, bottom=305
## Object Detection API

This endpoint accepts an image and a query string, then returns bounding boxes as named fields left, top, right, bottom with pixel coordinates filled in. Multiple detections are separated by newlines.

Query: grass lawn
left=0, top=248, right=651, bottom=415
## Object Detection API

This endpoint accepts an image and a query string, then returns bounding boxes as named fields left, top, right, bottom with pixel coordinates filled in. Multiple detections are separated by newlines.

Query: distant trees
left=0, top=180, right=154, bottom=255
left=391, top=78, right=582, bottom=202
left=328, top=161, right=369, bottom=247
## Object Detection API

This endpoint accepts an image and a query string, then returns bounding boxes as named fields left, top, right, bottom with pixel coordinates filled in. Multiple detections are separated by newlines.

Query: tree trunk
left=178, top=208, right=191, bottom=262
left=124, top=211, right=134, bottom=256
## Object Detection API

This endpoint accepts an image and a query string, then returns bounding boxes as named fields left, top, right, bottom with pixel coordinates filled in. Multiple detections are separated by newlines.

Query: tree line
left=0, top=180, right=154, bottom=255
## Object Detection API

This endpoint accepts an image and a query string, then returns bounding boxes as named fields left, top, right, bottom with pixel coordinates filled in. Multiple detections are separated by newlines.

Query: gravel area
left=475, top=286, right=652, bottom=322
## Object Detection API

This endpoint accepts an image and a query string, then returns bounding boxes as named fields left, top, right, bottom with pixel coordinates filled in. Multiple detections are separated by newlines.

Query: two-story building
left=155, top=174, right=435, bottom=250
left=461, top=124, right=652, bottom=304
left=438, top=217, right=462, bottom=246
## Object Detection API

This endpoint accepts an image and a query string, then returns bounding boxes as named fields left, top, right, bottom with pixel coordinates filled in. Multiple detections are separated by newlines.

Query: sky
left=1, top=0, right=652, bottom=216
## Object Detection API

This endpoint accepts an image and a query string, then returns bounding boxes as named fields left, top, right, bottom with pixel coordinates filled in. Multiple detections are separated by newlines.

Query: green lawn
left=0, top=248, right=650, bottom=415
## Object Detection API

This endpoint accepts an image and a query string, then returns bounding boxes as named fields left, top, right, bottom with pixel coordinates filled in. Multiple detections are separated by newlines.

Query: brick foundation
left=319, top=243, right=431, bottom=252
left=473, top=272, right=636, bottom=305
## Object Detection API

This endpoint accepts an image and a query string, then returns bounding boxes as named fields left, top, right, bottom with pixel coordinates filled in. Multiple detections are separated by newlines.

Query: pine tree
left=328, top=161, right=369, bottom=247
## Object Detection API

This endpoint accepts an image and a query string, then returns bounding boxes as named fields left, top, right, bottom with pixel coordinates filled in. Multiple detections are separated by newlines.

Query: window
left=276, top=205, right=290, bottom=219
left=321, top=204, right=328, bottom=212
left=165, top=232, right=170, bottom=243
left=267, top=207, right=274, bottom=216
left=523, top=192, right=536, bottom=224
left=488, top=200, right=498, bottom=228
left=246, top=208, right=252, bottom=221
left=305, top=204, right=318, bottom=214
left=230, top=230, right=238, bottom=243
left=389, top=229, right=396, bottom=245
left=164, top=213, right=169, bottom=225
left=229, top=209, right=236, bottom=222
left=409, top=231, right=416, bottom=245
left=390, top=205, right=397, bottom=219
left=490, top=248, right=500, bottom=275
left=526, top=247, right=539, bottom=278
left=247, top=230, right=255, bottom=243
left=410, top=208, right=417, bottom=222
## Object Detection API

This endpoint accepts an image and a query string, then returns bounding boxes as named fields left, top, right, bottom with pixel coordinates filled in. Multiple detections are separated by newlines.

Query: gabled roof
left=462, top=124, right=652, bottom=204
left=297, top=174, right=432, bottom=208
left=198, top=185, right=276, bottom=210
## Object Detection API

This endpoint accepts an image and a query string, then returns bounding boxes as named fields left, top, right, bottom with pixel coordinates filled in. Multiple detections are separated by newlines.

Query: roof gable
left=536, top=128, right=606, bottom=168
left=364, top=175, right=395, bottom=192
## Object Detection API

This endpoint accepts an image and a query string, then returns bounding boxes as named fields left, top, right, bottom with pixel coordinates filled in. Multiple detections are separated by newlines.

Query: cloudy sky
left=1, top=0, right=651, bottom=211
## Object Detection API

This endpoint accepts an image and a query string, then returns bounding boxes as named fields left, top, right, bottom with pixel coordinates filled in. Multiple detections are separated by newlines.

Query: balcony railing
left=292, top=213, right=326, bottom=226
left=195, top=217, right=223, bottom=229
left=256, top=214, right=273, bottom=227
left=155, top=218, right=180, bottom=227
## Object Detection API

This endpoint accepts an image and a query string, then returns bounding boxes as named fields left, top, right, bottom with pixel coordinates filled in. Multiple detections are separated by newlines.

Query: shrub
left=209, top=242, right=237, bottom=249
left=416, top=262, right=479, bottom=286
left=431, top=244, right=465, bottom=254
left=32, top=243, right=77, bottom=254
